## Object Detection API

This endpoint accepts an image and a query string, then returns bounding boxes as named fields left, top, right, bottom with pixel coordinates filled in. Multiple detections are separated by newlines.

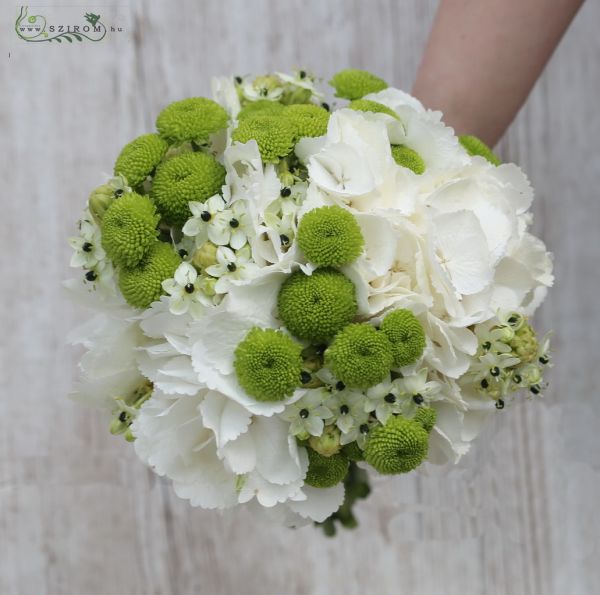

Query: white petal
left=199, top=390, right=252, bottom=448
left=288, top=483, right=346, bottom=522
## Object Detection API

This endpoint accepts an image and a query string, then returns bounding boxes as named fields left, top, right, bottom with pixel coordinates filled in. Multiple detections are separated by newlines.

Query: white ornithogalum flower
left=364, top=376, right=404, bottom=424
left=241, top=74, right=284, bottom=102
left=280, top=388, right=333, bottom=440
left=205, top=244, right=260, bottom=293
left=325, top=389, right=370, bottom=445
left=69, top=212, right=106, bottom=269
left=182, top=195, right=231, bottom=246
left=161, top=262, right=210, bottom=318
left=395, top=368, right=444, bottom=417
left=276, top=70, right=323, bottom=98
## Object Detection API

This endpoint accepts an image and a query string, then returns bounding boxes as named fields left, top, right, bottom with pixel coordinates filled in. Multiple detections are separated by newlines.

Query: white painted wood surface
left=2, top=1, right=599, bottom=593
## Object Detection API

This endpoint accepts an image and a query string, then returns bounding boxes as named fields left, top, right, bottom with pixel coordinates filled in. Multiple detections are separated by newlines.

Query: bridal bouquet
left=66, top=69, right=553, bottom=534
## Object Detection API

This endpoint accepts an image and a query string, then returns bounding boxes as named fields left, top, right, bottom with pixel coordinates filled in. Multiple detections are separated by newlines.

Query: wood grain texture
left=2, top=1, right=599, bottom=593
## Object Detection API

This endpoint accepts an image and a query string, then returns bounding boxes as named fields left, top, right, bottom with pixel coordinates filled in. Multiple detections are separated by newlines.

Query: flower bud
left=88, top=184, right=115, bottom=224
left=192, top=241, right=218, bottom=268
left=309, top=425, right=341, bottom=456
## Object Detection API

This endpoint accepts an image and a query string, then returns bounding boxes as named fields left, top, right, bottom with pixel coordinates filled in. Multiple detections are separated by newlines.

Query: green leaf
left=64, top=34, right=72, bottom=42
left=72, top=33, right=82, bottom=41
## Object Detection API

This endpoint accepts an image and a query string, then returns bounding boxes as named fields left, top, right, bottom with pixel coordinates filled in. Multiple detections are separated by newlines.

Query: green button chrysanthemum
left=413, top=407, right=437, bottom=433
left=156, top=97, right=229, bottom=145
left=234, top=327, right=303, bottom=402
left=277, top=268, right=358, bottom=343
left=283, top=104, right=330, bottom=140
left=297, top=205, right=364, bottom=267
left=231, top=115, right=295, bottom=163
left=118, top=241, right=181, bottom=309
left=380, top=309, right=426, bottom=368
left=348, top=99, right=399, bottom=120
left=329, top=68, right=388, bottom=100
left=364, top=416, right=429, bottom=474
left=151, top=152, right=226, bottom=227
left=101, top=192, right=160, bottom=269
left=237, top=100, right=286, bottom=120
left=325, top=323, right=393, bottom=389
left=113, top=134, right=168, bottom=187
left=459, top=135, right=501, bottom=166
left=304, top=449, right=349, bottom=488
left=391, top=144, right=426, bottom=175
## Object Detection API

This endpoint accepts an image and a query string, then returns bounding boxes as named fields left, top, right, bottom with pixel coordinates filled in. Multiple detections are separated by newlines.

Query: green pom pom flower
left=329, top=69, right=388, bottom=100
left=234, top=327, right=303, bottom=402
left=391, top=144, right=426, bottom=175
left=101, top=192, right=159, bottom=269
left=364, top=416, right=429, bottom=474
left=151, top=152, right=226, bottom=227
left=113, top=134, right=168, bottom=187
left=304, top=449, right=349, bottom=488
left=459, top=135, right=501, bottom=166
left=231, top=115, right=295, bottom=163
left=413, top=407, right=437, bottom=433
left=297, top=205, right=364, bottom=266
left=348, top=99, right=399, bottom=120
left=237, top=100, right=285, bottom=120
left=325, top=324, right=393, bottom=389
left=277, top=268, right=358, bottom=342
left=156, top=97, right=229, bottom=145
left=118, top=241, right=181, bottom=309
left=283, top=104, right=330, bottom=139
left=380, top=309, right=426, bottom=368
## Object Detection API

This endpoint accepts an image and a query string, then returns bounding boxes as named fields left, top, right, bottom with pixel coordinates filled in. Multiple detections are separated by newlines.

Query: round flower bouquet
left=67, top=69, right=553, bottom=535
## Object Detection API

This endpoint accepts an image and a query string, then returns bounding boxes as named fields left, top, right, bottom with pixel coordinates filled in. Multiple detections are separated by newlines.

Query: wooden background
left=2, top=1, right=599, bottom=593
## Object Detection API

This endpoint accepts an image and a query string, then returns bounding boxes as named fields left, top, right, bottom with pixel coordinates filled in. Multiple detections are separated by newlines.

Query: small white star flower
left=280, top=388, right=333, bottom=439
left=205, top=244, right=260, bottom=293
left=364, top=377, right=404, bottom=424
left=162, top=262, right=210, bottom=318
left=68, top=213, right=106, bottom=269
left=325, top=389, right=369, bottom=444
left=183, top=195, right=231, bottom=246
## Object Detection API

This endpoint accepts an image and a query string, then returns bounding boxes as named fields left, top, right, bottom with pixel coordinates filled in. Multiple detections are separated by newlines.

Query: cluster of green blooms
left=79, top=93, right=234, bottom=308
left=467, top=312, right=551, bottom=408
left=232, top=72, right=330, bottom=164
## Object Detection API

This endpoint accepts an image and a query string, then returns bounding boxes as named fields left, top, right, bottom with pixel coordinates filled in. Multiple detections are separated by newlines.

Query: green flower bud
left=309, top=425, right=342, bottom=456
left=101, top=192, right=160, bottom=269
left=118, top=241, right=181, bottom=308
left=329, top=69, right=388, bottom=100
left=364, top=416, right=429, bottom=474
left=459, top=135, right=501, bottom=166
left=325, top=323, right=393, bottom=389
left=192, top=241, right=219, bottom=268
left=277, top=268, right=358, bottom=343
left=305, top=449, right=349, bottom=488
left=88, top=184, right=116, bottom=224
left=348, top=99, right=399, bottom=120
left=297, top=205, right=364, bottom=267
left=156, top=97, right=229, bottom=145
left=114, top=133, right=168, bottom=187
left=380, top=309, right=426, bottom=368
left=151, top=152, right=226, bottom=227
left=231, top=115, right=295, bottom=163
left=234, top=327, right=303, bottom=402
left=390, top=144, right=426, bottom=175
